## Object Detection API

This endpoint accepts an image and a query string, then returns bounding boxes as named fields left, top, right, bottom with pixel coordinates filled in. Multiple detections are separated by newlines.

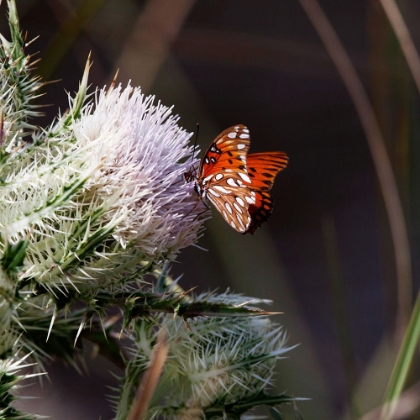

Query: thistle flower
left=0, top=68, right=208, bottom=293
left=72, top=83, right=206, bottom=261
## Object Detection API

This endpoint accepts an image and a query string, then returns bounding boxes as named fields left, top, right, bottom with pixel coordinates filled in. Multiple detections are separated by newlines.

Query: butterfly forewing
left=199, top=125, right=251, bottom=182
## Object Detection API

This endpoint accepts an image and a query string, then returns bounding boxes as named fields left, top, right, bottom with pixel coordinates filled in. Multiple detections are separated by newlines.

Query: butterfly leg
left=182, top=194, right=207, bottom=221
left=192, top=202, right=210, bottom=224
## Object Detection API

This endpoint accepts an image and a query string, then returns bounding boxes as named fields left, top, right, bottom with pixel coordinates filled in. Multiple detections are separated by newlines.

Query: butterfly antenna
left=190, top=123, right=200, bottom=163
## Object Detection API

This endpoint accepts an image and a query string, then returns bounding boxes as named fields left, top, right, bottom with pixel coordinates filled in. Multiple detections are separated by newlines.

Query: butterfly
left=185, top=124, right=288, bottom=234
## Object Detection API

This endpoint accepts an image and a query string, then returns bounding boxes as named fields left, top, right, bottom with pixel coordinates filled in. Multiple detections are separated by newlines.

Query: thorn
left=30, top=57, right=42, bottom=66
left=118, top=326, right=124, bottom=341
left=259, top=310, right=283, bottom=316
left=74, top=318, right=86, bottom=346
left=103, top=313, right=122, bottom=329
left=182, top=317, right=192, bottom=331
left=25, top=35, right=40, bottom=47
left=46, top=308, right=57, bottom=342
left=110, top=69, right=119, bottom=91
left=181, top=285, right=197, bottom=297
left=42, top=79, right=61, bottom=86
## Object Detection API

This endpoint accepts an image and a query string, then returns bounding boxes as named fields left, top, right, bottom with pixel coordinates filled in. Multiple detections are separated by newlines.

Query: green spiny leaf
left=1, top=238, right=28, bottom=277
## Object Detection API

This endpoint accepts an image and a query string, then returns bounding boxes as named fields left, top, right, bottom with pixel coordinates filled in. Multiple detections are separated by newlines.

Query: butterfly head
left=184, top=167, right=203, bottom=197
left=183, top=167, right=196, bottom=183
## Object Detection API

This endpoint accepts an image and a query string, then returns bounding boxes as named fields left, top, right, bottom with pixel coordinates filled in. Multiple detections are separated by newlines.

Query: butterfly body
left=186, top=125, right=288, bottom=234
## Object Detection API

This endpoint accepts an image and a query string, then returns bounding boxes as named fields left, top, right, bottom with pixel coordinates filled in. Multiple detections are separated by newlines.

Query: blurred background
left=3, top=0, right=420, bottom=418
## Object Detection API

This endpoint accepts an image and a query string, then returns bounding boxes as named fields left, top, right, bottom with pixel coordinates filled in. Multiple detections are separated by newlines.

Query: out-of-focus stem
left=298, top=0, right=412, bottom=336
left=379, top=0, right=420, bottom=94
left=381, top=292, right=420, bottom=419
left=128, top=328, right=169, bottom=420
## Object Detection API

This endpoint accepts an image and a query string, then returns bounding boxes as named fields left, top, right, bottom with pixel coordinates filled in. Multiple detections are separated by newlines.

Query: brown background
left=3, top=0, right=420, bottom=418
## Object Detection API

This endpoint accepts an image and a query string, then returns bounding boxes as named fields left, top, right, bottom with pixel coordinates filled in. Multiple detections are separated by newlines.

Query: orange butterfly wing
left=246, top=191, right=274, bottom=234
left=243, top=152, right=288, bottom=234
left=245, top=152, right=288, bottom=190
left=199, top=124, right=250, bottom=180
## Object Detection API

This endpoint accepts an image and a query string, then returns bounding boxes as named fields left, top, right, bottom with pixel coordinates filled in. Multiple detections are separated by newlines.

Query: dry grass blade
left=360, top=381, right=420, bottom=420
left=115, top=0, right=196, bottom=92
left=128, top=328, right=169, bottom=420
left=298, top=0, right=412, bottom=335
left=379, top=0, right=420, bottom=94
left=38, top=0, right=106, bottom=80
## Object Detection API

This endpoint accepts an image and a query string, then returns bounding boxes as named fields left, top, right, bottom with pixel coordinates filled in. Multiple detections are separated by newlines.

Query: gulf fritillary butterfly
left=185, top=124, right=288, bottom=234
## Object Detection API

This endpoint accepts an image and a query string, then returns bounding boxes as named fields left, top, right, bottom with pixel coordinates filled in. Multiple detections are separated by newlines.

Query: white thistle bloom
left=73, top=84, right=205, bottom=259
left=0, top=76, right=208, bottom=291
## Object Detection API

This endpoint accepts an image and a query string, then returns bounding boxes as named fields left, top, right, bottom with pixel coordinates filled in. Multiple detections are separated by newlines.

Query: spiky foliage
left=0, top=0, right=42, bottom=142
left=115, top=301, right=295, bottom=420
left=0, top=1, right=299, bottom=418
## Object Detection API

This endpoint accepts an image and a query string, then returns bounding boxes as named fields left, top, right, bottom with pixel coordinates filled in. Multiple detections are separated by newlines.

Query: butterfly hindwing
left=206, top=187, right=255, bottom=233
left=246, top=152, right=288, bottom=191
left=241, top=152, right=288, bottom=234
left=245, top=190, right=274, bottom=234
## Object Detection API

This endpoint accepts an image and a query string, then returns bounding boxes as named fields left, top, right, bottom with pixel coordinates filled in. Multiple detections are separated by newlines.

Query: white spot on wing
left=202, top=175, right=213, bottom=184
left=242, top=128, right=249, bottom=133
left=239, top=133, right=249, bottom=139
left=225, top=202, right=233, bottom=214
left=245, top=195, right=255, bottom=204
left=235, top=197, right=245, bottom=207
left=227, top=178, right=238, bottom=187
left=237, top=143, right=246, bottom=150
left=227, top=132, right=237, bottom=139
left=236, top=213, right=245, bottom=228
left=233, top=203, right=243, bottom=213
left=215, top=173, right=224, bottom=181
left=238, top=172, right=251, bottom=183
left=214, top=185, right=230, bottom=194
left=231, top=221, right=237, bottom=229
left=208, top=188, right=220, bottom=197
